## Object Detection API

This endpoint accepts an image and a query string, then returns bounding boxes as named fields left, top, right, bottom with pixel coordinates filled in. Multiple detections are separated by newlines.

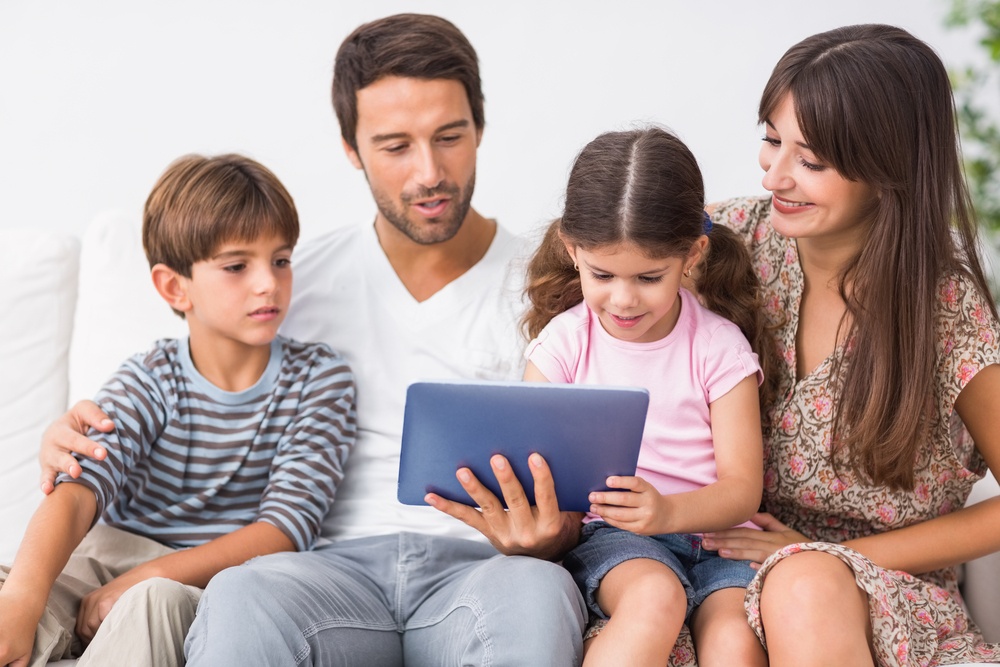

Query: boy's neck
left=186, top=334, right=273, bottom=393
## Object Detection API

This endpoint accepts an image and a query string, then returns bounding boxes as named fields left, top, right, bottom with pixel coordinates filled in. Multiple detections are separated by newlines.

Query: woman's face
left=759, top=94, right=876, bottom=250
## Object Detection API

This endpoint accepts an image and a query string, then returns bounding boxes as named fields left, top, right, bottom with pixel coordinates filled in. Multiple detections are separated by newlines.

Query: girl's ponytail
left=522, top=220, right=582, bottom=341
left=696, top=224, right=779, bottom=412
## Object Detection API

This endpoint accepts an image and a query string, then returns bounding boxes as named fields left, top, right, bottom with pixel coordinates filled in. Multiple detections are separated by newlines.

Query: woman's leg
left=584, top=558, right=687, bottom=667
left=759, top=551, right=874, bottom=667
left=690, top=587, right=766, bottom=667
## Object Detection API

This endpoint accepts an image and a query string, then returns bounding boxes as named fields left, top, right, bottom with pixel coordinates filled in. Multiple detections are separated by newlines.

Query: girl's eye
left=589, top=272, right=613, bottom=282
left=638, top=275, right=664, bottom=284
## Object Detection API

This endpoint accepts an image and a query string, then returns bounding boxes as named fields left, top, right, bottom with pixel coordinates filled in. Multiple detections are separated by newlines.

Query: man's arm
left=426, top=452, right=583, bottom=561
left=0, top=483, right=97, bottom=663
left=39, top=400, right=111, bottom=494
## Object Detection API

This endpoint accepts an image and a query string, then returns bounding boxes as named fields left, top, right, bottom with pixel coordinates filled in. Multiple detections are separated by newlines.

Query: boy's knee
left=119, top=577, right=199, bottom=613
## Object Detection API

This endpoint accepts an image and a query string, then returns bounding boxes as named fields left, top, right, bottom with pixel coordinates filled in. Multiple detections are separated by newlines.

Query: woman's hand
left=588, top=476, right=668, bottom=535
left=702, top=512, right=808, bottom=566
left=426, top=453, right=582, bottom=560
left=39, top=400, right=112, bottom=494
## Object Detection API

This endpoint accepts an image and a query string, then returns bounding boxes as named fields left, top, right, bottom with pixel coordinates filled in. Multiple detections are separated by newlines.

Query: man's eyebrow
left=369, top=119, right=471, bottom=144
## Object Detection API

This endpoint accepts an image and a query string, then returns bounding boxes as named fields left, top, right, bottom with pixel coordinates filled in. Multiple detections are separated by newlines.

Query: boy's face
left=181, top=233, right=293, bottom=351
left=344, top=76, right=481, bottom=246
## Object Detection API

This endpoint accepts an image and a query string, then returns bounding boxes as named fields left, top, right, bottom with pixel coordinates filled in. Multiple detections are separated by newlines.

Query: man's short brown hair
left=332, top=13, right=484, bottom=151
left=142, top=153, right=299, bottom=279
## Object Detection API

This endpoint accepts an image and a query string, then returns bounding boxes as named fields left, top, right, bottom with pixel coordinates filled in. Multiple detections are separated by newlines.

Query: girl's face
left=567, top=240, right=703, bottom=343
left=759, top=94, right=876, bottom=250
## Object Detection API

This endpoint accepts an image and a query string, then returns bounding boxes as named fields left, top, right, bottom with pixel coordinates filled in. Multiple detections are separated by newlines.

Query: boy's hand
left=0, top=589, right=42, bottom=667
left=76, top=574, right=134, bottom=643
left=39, top=400, right=112, bottom=494
left=425, top=453, right=582, bottom=560
left=588, top=475, right=669, bottom=535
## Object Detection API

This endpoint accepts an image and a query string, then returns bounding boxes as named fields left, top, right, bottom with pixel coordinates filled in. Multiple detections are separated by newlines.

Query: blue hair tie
left=703, top=211, right=713, bottom=234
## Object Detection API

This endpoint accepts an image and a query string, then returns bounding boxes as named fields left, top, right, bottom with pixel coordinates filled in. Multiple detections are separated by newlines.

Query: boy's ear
left=342, top=137, right=364, bottom=170
left=151, top=264, right=192, bottom=314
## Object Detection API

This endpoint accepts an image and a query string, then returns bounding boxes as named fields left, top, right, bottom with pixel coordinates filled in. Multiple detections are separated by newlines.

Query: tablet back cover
left=398, top=380, right=649, bottom=512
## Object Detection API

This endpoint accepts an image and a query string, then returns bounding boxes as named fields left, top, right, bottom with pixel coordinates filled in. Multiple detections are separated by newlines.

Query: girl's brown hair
left=523, top=127, right=778, bottom=410
left=760, top=24, right=998, bottom=489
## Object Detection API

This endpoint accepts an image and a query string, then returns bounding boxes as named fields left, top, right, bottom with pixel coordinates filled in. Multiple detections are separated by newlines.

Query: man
left=41, top=13, right=587, bottom=666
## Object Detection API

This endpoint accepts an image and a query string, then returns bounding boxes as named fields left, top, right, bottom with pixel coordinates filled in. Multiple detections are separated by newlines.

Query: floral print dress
left=713, top=195, right=1000, bottom=666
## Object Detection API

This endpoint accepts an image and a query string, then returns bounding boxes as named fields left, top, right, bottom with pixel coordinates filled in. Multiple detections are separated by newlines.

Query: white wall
left=0, top=1, right=982, bottom=242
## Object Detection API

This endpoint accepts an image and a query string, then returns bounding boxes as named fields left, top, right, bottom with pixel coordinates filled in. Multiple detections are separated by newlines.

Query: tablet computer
left=398, top=380, right=649, bottom=512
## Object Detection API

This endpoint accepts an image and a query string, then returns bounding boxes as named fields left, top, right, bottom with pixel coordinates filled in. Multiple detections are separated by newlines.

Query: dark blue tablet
left=398, top=380, right=649, bottom=512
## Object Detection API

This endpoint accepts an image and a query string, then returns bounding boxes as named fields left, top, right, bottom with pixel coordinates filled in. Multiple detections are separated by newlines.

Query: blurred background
left=1, top=1, right=997, bottom=247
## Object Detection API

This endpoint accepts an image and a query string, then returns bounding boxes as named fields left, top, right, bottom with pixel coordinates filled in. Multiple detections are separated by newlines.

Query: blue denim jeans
left=184, top=532, right=586, bottom=666
left=564, top=521, right=756, bottom=620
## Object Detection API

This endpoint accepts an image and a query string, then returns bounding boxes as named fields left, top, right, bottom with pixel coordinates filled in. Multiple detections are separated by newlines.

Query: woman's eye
left=762, top=136, right=780, bottom=148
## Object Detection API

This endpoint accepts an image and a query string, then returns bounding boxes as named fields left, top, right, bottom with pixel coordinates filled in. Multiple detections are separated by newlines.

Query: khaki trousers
left=1, top=524, right=201, bottom=667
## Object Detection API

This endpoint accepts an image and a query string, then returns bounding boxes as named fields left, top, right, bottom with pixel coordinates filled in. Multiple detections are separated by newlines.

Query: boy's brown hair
left=143, top=153, right=298, bottom=317
left=332, top=13, right=484, bottom=152
left=143, top=153, right=298, bottom=275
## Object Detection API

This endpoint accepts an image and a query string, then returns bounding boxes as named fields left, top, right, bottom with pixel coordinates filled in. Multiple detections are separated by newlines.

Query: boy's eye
left=274, top=258, right=292, bottom=268
left=223, top=263, right=246, bottom=273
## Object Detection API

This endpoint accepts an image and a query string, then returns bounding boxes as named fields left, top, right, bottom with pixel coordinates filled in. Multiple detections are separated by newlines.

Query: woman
left=702, top=24, right=1000, bottom=667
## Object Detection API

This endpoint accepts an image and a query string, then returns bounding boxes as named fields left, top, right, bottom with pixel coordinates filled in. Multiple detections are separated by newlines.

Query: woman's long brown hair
left=760, top=24, right=998, bottom=490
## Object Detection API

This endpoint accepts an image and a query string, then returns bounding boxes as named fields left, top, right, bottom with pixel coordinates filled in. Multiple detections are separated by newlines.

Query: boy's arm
left=0, top=484, right=97, bottom=663
left=75, top=521, right=293, bottom=641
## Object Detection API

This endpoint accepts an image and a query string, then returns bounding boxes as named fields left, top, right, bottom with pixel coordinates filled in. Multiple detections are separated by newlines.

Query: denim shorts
left=563, top=521, right=757, bottom=620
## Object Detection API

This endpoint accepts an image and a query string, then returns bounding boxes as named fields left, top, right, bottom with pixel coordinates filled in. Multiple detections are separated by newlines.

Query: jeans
left=564, top=521, right=757, bottom=620
left=184, top=532, right=587, bottom=666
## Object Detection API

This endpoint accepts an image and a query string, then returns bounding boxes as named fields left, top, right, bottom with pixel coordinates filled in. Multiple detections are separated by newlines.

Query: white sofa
left=2, top=213, right=999, bottom=665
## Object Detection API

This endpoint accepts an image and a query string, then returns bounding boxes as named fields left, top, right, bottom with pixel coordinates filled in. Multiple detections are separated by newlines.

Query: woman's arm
left=705, top=364, right=1000, bottom=573
left=842, top=363, right=1000, bottom=573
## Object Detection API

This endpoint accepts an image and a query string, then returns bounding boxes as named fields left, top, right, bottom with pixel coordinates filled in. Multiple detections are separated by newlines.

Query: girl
left=702, top=25, right=1000, bottom=666
left=522, top=126, right=774, bottom=666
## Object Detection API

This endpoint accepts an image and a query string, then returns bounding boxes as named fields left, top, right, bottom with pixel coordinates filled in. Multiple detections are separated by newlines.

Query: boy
left=0, top=153, right=356, bottom=667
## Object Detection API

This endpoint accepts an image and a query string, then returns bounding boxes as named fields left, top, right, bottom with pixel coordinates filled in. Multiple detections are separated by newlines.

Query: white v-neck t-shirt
left=283, top=221, right=530, bottom=543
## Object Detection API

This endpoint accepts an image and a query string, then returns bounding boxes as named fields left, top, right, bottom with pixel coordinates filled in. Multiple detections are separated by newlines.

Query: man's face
left=345, top=76, right=481, bottom=246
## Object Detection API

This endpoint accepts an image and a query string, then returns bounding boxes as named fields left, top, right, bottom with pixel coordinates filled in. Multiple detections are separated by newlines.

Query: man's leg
left=185, top=535, right=407, bottom=667
left=399, top=534, right=587, bottom=667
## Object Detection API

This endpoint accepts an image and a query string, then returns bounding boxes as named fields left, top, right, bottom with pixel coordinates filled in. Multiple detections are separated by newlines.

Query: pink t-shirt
left=525, top=288, right=762, bottom=526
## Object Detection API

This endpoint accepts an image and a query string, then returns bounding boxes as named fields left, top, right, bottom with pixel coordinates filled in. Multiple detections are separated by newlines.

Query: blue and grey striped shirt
left=57, top=335, right=356, bottom=551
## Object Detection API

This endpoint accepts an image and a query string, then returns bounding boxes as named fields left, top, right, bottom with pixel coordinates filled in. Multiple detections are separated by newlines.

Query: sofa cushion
left=0, top=229, right=80, bottom=562
left=68, top=210, right=186, bottom=403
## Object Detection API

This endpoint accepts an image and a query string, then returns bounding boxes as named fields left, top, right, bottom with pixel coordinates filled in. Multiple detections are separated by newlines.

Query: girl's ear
left=685, top=235, right=710, bottom=273
left=151, top=264, right=193, bottom=314
left=557, top=230, right=578, bottom=266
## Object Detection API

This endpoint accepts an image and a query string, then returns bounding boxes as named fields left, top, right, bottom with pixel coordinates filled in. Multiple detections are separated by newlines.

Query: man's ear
left=342, top=137, right=364, bottom=170
left=151, top=264, right=192, bottom=314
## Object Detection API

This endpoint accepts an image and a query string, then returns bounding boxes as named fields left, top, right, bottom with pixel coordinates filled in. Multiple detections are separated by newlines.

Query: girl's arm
left=0, top=483, right=97, bottom=663
left=590, top=375, right=763, bottom=534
